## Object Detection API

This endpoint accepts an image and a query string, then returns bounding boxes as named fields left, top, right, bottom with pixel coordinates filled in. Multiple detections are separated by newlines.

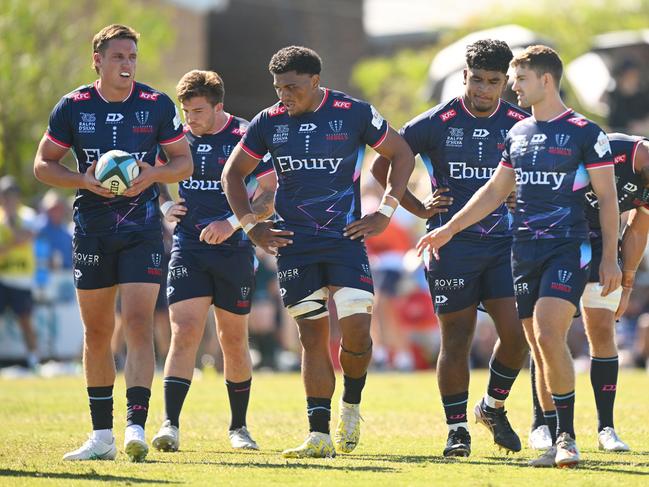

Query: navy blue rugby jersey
left=400, top=97, right=529, bottom=238
left=500, top=109, right=613, bottom=241
left=584, top=133, right=649, bottom=230
left=162, top=116, right=274, bottom=250
left=46, top=81, right=185, bottom=236
left=239, top=88, right=389, bottom=238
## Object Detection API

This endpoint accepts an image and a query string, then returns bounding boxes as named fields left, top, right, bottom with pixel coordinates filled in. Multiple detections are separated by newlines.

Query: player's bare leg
left=437, top=305, right=477, bottom=457
left=215, top=307, right=258, bottom=450
left=63, top=287, right=118, bottom=461
left=582, top=306, right=629, bottom=451
left=153, top=296, right=211, bottom=452
left=475, top=297, right=527, bottom=453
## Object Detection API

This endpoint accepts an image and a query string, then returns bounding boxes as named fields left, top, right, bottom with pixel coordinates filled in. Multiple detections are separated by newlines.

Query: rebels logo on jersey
left=240, top=89, right=388, bottom=239
left=46, top=81, right=185, bottom=236
left=400, top=97, right=529, bottom=239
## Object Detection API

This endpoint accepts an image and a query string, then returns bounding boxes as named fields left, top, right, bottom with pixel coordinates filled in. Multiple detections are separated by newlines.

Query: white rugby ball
left=95, top=150, right=139, bottom=196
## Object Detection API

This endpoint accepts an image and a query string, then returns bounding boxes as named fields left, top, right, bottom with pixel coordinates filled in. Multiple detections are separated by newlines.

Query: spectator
left=0, top=176, right=39, bottom=369
left=607, top=59, right=649, bottom=133
left=36, top=189, right=73, bottom=269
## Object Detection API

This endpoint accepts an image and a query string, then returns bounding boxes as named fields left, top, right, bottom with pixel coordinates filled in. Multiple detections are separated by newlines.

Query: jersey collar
left=459, top=97, right=501, bottom=119
left=93, top=80, right=134, bottom=103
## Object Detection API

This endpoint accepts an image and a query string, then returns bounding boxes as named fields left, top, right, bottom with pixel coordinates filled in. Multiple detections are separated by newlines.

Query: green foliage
left=352, top=0, right=649, bottom=126
left=0, top=370, right=648, bottom=485
left=0, top=0, right=174, bottom=196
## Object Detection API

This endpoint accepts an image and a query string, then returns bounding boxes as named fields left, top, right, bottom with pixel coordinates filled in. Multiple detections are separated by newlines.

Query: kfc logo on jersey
left=439, top=109, right=457, bottom=122
left=507, top=109, right=526, bottom=121
left=139, top=90, right=160, bottom=101
left=71, top=91, right=91, bottom=102
left=196, top=144, right=212, bottom=153
left=567, top=116, right=588, bottom=128
left=231, top=126, right=246, bottom=136
left=106, top=113, right=124, bottom=124
left=269, top=105, right=287, bottom=117
left=614, top=154, right=627, bottom=164
left=333, top=100, right=352, bottom=110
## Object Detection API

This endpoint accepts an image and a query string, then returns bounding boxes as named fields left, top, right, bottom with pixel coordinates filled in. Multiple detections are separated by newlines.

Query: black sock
left=307, top=397, right=331, bottom=434
left=88, top=386, right=113, bottom=431
left=442, top=391, right=469, bottom=426
left=164, top=376, right=191, bottom=428
left=126, top=386, right=151, bottom=429
left=552, top=391, right=576, bottom=439
left=342, top=374, right=367, bottom=404
left=486, top=358, right=520, bottom=406
left=226, top=378, right=251, bottom=430
left=530, top=359, right=546, bottom=429
left=590, top=356, right=618, bottom=431
left=543, top=410, right=558, bottom=444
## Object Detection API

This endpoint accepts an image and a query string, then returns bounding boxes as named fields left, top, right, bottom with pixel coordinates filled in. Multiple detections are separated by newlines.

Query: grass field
left=0, top=369, right=648, bottom=486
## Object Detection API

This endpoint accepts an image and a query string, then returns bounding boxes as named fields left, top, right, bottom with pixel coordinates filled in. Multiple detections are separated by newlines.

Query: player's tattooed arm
left=251, top=171, right=277, bottom=221
left=370, top=155, right=452, bottom=218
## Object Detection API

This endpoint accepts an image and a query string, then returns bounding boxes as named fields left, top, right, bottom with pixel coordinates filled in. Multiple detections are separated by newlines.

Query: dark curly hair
left=465, top=39, right=513, bottom=74
left=268, top=46, right=322, bottom=75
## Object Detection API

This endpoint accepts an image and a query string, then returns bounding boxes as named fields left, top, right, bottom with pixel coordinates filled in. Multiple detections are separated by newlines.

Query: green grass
left=1, top=370, right=648, bottom=486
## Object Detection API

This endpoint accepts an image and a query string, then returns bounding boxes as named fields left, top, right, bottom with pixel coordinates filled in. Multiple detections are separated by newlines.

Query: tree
left=0, top=0, right=174, bottom=196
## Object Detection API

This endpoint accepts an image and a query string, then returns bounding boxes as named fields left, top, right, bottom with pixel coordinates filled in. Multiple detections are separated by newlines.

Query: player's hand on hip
left=83, top=160, right=115, bottom=198
left=162, top=198, right=187, bottom=223
left=122, top=161, right=155, bottom=198
left=344, top=212, right=390, bottom=240
left=599, top=258, right=622, bottom=297
left=200, top=219, right=236, bottom=245
left=420, top=187, right=453, bottom=218
left=614, top=286, right=632, bottom=320
left=248, top=221, right=293, bottom=256
left=415, top=225, right=453, bottom=260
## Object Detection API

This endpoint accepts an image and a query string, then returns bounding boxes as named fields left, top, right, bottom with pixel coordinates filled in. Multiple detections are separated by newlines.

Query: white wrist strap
left=226, top=213, right=240, bottom=230
left=377, top=204, right=396, bottom=218
left=243, top=221, right=257, bottom=234
left=160, top=201, right=174, bottom=216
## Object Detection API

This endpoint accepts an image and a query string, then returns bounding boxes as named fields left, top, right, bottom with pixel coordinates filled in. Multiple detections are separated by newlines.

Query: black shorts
left=166, top=246, right=255, bottom=314
left=73, top=231, right=164, bottom=289
left=511, top=238, right=591, bottom=319
left=276, top=234, right=374, bottom=308
left=425, top=236, right=513, bottom=314
left=0, top=282, right=33, bottom=315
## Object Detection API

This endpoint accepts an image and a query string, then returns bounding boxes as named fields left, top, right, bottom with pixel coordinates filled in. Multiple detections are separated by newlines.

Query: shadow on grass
left=148, top=458, right=396, bottom=472
left=0, top=469, right=179, bottom=483
left=350, top=454, right=649, bottom=475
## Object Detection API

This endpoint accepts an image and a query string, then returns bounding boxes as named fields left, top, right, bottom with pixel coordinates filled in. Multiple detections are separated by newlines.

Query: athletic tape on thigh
left=332, top=287, right=374, bottom=319
left=580, top=282, right=622, bottom=312
left=286, top=287, right=329, bottom=320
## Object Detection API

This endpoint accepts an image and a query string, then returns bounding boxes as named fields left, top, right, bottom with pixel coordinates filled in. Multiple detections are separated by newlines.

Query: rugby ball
left=95, top=150, right=139, bottom=196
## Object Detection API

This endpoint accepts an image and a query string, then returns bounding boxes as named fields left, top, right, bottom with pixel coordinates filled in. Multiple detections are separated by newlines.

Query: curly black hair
left=268, top=46, right=322, bottom=75
left=465, top=39, right=513, bottom=74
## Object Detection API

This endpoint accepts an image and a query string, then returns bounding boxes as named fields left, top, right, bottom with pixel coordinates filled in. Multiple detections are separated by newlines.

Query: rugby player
left=528, top=133, right=649, bottom=453
left=222, top=46, right=415, bottom=458
left=150, top=70, right=276, bottom=452
left=416, top=45, right=621, bottom=468
left=372, top=39, right=530, bottom=457
left=33, top=24, right=192, bottom=462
